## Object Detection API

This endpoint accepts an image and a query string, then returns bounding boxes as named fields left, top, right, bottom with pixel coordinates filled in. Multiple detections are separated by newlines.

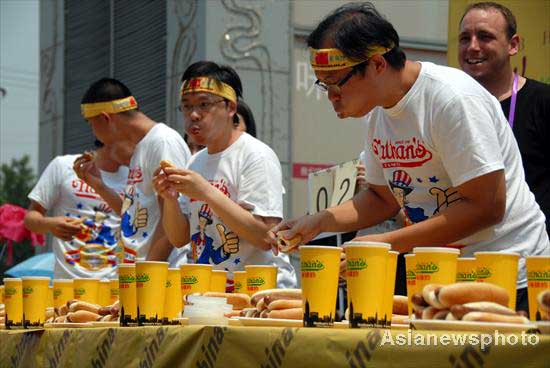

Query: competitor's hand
left=133, top=202, right=148, bottom=230
left=356, top=163, right=367, bottom=191
left=268, top=213, right=324, bottom=255
left=217, top=224, right=239, bottom=254
left=73, top=152, right=104, bottom=189
left=152, top=166, right=178, bottom=200
left=49, top=217, right=82, bottom=241
left=163, top=167, right=213, bottom=202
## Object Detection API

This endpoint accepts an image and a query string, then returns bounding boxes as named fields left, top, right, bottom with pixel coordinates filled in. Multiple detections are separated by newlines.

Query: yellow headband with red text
left=309, top=46, right=392, bottom=71
left=81, top=96, right=138, bottom=119
left=180, top=77, right=237, bottom=103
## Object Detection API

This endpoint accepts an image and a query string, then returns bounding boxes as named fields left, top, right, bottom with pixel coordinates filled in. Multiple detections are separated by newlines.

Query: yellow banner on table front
left=344, top=242, right=390, bottom=328
left=119, top=264, right=137, bottom=324
left=22, top=277, right=49, bottom=328
left=413, top=247, right=460, bottom=291
left=98, top=280, right=111, bottom=307
left=136, top=261, right=169, bottom=325
left=210, top=270, right=227, bottom=293
left=3, top=278, right=23, bottom=328
left=245, top=265, right=277, bottom=294
left=73, top=278, right=100, bottom=304
left=526, top=256, right=550, bottom=321
left=300, top=245, right=342, bottom=327
left=405, top=254, right=417, bottom=317
left=475, top=251, right=519, bottom=310
left=233, top=271, right=247, bottom=294
left=53, top=279, right=73, bottom=308
left=180, top=264, right=213, bottom=297
left=164, top=268, right=182, bottom=322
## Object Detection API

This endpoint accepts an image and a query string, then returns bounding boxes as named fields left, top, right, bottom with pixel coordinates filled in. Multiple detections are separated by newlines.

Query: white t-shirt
left=28, top=154, right=128, bottom=279
left=120, top=123, right=191, bottom=261
left=180, top=133, right=296, bottom=289
left=363, top=62, right=549, bottom=288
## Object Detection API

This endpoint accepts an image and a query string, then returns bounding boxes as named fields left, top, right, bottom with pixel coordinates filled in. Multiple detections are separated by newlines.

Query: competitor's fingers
left=216, top=224, right=227, bottom=244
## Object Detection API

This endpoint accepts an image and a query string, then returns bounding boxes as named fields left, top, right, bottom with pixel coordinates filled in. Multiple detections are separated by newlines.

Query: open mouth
left=465, top=58, right=486, bottom=65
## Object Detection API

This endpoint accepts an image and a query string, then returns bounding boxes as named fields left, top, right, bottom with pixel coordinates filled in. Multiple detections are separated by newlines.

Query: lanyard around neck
left=508, top=73, right=519, bottom=128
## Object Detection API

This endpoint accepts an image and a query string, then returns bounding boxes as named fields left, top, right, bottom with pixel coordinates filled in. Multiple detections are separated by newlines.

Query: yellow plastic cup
left=413, top=247, right=460, bottom=293
left=0, top=285, right=4, bottom=305
left=384, top=251, right=399, bottom=327
left=53, top=279, right=74, bottom=308
left=456, top=257, right=477, bottom=282
left=164, top=268, right=183, bottom=322
left=525, top=256, right=550, bottom=320
left=232, top=271, right=247, bottom=294
left=73, top=278, right=100, bottom=304
left=210, top=270, right=228, bottom=292
left=300, top=245, right=342, bottom=327
left=119, top=264, right=137, bottom=324
left=404, top=254, right=417, bottom=317
left=344, top=242, right=390, bottom=328
left=180, top=264, right=213, bottom=298
left=109, top=279, right=119, bottom=305
left=475, top=251, right=520, bottom=310
left=47, top=286, right=54, bottom=308
left=245, top=265, right=278, bottom=295
left=135, top=261, right=169, bottom=324
left=4, top=278, right=23, bottom=328
left=22, top=277, right=50, bottom=328
left=98, top=279, right=111, bottom=307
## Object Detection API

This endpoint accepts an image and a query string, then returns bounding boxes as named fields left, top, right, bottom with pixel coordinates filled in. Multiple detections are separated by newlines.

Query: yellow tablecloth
left=1, top=325, right=548, bottom=368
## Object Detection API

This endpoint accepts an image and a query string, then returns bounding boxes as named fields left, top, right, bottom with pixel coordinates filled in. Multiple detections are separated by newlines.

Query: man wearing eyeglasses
left=270, top=2, right=549, bottom=305
left=78, top=78, right=192, bottom=263
left=152, top=61, right=296, bottom=291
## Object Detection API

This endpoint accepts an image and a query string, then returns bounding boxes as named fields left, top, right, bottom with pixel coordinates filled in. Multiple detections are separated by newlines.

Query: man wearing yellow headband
left=77, top=78, right=191, bottom=263
left=152, top=61, right=296, bottom=290
left=269, top=2, right=549, bottom=304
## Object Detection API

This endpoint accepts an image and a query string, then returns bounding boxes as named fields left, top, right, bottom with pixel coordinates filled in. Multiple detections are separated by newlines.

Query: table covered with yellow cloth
left=1, top=325, right=548, bottom=367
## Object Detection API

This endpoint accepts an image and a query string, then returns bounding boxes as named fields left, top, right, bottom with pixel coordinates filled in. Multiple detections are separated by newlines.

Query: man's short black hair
left=236, top=99, right=257, bottom=138
left=81, top=78, right=137, bottom=116
left=460, top=2, right=517, bottom=40
left=181, top=61, right=243, bottom=125
left=307, top=2, right=406, bottom=71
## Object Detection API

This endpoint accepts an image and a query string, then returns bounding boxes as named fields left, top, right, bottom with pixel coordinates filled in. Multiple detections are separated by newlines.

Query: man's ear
left=508, top=34, right=520, bottom=56
left=227, top=100, right=237, bottom=119
left=369, top=54, right=388, bottom=76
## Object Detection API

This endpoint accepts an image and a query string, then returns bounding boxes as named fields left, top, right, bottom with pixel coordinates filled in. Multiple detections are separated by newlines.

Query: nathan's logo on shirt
left=372, top=137, right=433, bottom=168
left=190, top=179, right=230, bottom=203
left=127, top=167, right=143, bottom=185
left=72, top=179, right=102, bottom=200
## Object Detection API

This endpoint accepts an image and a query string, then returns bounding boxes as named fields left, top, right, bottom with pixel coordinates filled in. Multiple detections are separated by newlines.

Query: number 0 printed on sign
left=307, top=159, right=359, bottom=214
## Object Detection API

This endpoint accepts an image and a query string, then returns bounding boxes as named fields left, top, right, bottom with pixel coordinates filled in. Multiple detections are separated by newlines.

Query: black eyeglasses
left=314, top=61, right=367, bottom=94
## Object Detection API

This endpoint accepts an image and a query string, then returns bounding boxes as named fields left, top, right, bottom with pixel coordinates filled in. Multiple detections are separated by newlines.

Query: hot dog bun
left=392, top=295, right=408, bottom=316
left=276, top=231, right=302, bottom=253
left=267, top=299, right=303, bottom=311
left=67, top=310, right=100, bottom=323
left=537, top=290, right=550, bottom=313
left=422, top=284, right=445, bottom=309
left=391, top=314, right=408, bottom=325
left=263, top=289, right=302, bottom=305
left=160, top=160, right=174, bottom=169
left=438, top=282, right=509, bottom=308
left=462, top=311, right=529, bottom=324
left=450, top=302, right=516, bottom=320
left=267, top=308, right=303, bottom=320
left=251, top=289, right=302, bottom=307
